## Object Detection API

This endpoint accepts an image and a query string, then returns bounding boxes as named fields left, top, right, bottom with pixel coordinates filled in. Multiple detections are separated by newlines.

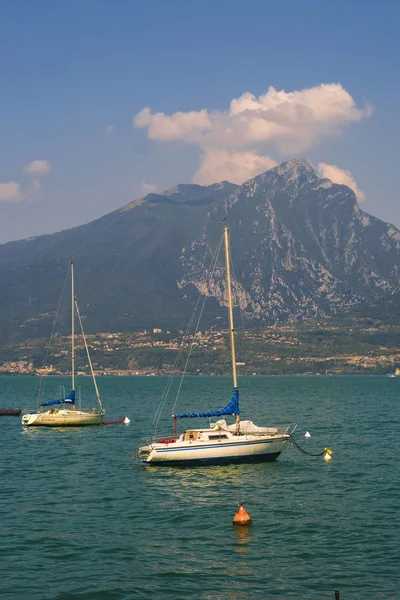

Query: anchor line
left=289, top=434, right=326, bottom=457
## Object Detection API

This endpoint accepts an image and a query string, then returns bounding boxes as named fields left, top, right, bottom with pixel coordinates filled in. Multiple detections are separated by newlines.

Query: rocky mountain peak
left=0, top=158, right=399, bottom=341
left=275, top=157, right=316, bottom=179
left=267, top=158, right=321, bottom=191
left=236, top=158, right=322, bottom=203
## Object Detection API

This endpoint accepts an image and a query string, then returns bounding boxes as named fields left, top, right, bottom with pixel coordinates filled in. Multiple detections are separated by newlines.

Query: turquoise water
left=0, top=375, right=398, bottom=599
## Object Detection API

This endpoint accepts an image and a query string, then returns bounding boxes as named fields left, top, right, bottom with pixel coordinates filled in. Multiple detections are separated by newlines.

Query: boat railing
left=281, top=424, right=296, bottom=435
left=139, top=436, right=155, bottom=448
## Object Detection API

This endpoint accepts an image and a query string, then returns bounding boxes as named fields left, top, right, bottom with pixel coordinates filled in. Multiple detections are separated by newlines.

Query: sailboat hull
left=141, top=451, right=283, bottom=466
left=139, top=435, right=289, bottom=465
left=22, top=409, right=104, bottom=427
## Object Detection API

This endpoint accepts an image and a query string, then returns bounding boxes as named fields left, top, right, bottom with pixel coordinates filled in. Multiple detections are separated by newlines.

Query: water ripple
left=1, top=375, right=399, bottom=599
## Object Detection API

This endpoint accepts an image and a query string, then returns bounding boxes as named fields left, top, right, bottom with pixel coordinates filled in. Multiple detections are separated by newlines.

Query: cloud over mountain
left=134, top=82, right=372, bottom=186
left=193, top=149, right=277, bottom=185
left=317, top=162, right=365, bottom=201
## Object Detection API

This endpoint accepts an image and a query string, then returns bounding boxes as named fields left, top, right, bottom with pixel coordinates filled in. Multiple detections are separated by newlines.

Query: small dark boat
left=0, top=408, right=22, bottom=416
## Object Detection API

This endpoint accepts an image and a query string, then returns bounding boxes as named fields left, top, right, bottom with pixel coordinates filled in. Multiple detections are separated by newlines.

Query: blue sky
left=0, top=0, right=399, bottom=242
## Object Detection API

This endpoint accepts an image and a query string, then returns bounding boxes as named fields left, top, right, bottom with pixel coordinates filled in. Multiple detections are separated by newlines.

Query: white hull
left=22, top=409, right=105, bottom=427
left=139, top=423, right=291, bottom=465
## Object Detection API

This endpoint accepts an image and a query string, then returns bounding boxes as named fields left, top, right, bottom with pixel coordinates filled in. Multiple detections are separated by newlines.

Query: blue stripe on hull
left=143, top=451, right=282, bottom=467
left=156, top=437, right=286, bottom=453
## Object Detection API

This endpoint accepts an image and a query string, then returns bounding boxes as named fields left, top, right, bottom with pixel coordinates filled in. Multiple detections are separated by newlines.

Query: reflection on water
left=21, top=426, right=88, bottom=436
left=233, top=524, right=252, bottom=581
left=142, top=461, right=281, bottom=486
left=234, top=523, right=251, bottom=552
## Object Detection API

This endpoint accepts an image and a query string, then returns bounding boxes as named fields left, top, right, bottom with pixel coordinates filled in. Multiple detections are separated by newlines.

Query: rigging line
left=152, top=293, right=202, bottom=429
left=152, top=277, right=206, bottom=428
left=152, top=233, right=224, bottom=435
left=152, top=299, right=201, bottom=433
left=34, top=266, right=70, bottom=409
left=171, top=233, right=225, bottom=417
left=171, top=234, right=224, bottom=417
left=152, top=274, right=208, bottom=435
left=74, top=300, right=103, bottom=410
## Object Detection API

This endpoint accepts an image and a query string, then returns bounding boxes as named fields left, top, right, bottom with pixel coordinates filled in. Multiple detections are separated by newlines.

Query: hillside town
left=1, top=320, right=400, bottom=376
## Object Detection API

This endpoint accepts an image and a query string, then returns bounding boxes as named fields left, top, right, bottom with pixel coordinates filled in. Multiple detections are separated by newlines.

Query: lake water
left=0, top=375, right=398, bottom=599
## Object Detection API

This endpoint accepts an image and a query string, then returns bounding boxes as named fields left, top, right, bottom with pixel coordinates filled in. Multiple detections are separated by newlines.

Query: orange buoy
left=233, top=503, right=252, bottom=525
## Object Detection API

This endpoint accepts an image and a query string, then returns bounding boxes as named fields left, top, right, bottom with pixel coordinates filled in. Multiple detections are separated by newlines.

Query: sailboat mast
left=223, top=226, right=240, bottom=432
left=71, top=259, right=75, bottom=391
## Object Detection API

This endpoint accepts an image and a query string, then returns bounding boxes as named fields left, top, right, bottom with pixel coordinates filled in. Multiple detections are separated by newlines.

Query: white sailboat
left=22, top=261, right=105, bottom=427
left=138, top=226, right=292, bottom=465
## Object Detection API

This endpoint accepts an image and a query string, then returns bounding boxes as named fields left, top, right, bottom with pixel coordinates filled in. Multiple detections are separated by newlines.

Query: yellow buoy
left=323, top=448, right=333, bottom=462
left=233, top=503, right=252, bottom=525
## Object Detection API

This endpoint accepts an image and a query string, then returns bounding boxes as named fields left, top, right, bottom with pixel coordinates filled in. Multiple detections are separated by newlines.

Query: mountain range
left=0, top=158, right=399, bottom=343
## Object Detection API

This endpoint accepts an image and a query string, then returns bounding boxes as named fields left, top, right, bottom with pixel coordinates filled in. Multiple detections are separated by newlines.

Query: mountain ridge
left=0, top=158, right=399, bottom=343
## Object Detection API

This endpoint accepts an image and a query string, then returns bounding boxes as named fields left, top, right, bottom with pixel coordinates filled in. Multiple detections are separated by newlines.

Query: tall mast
left=223, top=226, right=240, bottom=432
left=71, top=259, right=75, bottom=391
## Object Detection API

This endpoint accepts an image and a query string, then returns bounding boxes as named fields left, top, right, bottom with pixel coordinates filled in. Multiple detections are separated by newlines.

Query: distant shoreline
left=0, top=372, right=398, bottom=378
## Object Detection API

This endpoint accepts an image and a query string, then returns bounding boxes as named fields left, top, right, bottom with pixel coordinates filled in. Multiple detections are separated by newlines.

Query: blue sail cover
left=175, top=388, right=239, bottom=419
left=42, top=390, right=75, bottom=407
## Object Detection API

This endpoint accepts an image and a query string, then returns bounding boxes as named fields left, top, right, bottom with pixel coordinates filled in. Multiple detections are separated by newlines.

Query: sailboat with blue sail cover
left=22, top=261, right=105, bottom=427
left=138, top=226, right=292, bottom=465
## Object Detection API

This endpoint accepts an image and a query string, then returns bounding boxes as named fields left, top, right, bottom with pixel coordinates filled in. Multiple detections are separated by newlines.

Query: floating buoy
left=124, top=416, right=131, bottom=424
left=323, top=448, right=333, bottom=462
left=233, top=503, right=252, bottom=525
left=305, top=431, right=311, bottom=438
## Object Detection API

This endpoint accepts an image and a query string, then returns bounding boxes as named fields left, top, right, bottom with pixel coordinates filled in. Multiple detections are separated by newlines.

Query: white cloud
left=317, top=162, right=365, bottom=201
left=23, top=160, right=51, bottom=176
left=194, top=149, right=278, bottom=185
left=105, top=125, right=115, bottom=135
left=0, top=181, right=22, bottom=203
left=134, top=107, right=212, bottom=141
left=0, top=161, right=50, bottom=206
left=140, top=181, right=158, bottom=195
left=133, top=83, right=372, bottom=183
left=134, top=84, right=372, bottom=152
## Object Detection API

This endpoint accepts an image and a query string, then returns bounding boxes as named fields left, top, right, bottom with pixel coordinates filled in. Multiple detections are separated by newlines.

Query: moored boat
left=138, top=419, right=291, bottom=465
left=22, top=260, right=105, bottom=427
left=0, top=408, right=22, bottom=416
left=138, top=226, right=293, bottom=465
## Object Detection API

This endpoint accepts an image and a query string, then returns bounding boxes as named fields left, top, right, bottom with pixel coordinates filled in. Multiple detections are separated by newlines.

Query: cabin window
left=184, top=431, right=199, bottom=441
left=208, top=434, right=228, bottom=440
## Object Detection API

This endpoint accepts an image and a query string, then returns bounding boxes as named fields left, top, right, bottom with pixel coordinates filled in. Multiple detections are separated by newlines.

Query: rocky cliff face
left=179, top=159, right=400, bottom=322
left=0, top=159, right=398, bottom=341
